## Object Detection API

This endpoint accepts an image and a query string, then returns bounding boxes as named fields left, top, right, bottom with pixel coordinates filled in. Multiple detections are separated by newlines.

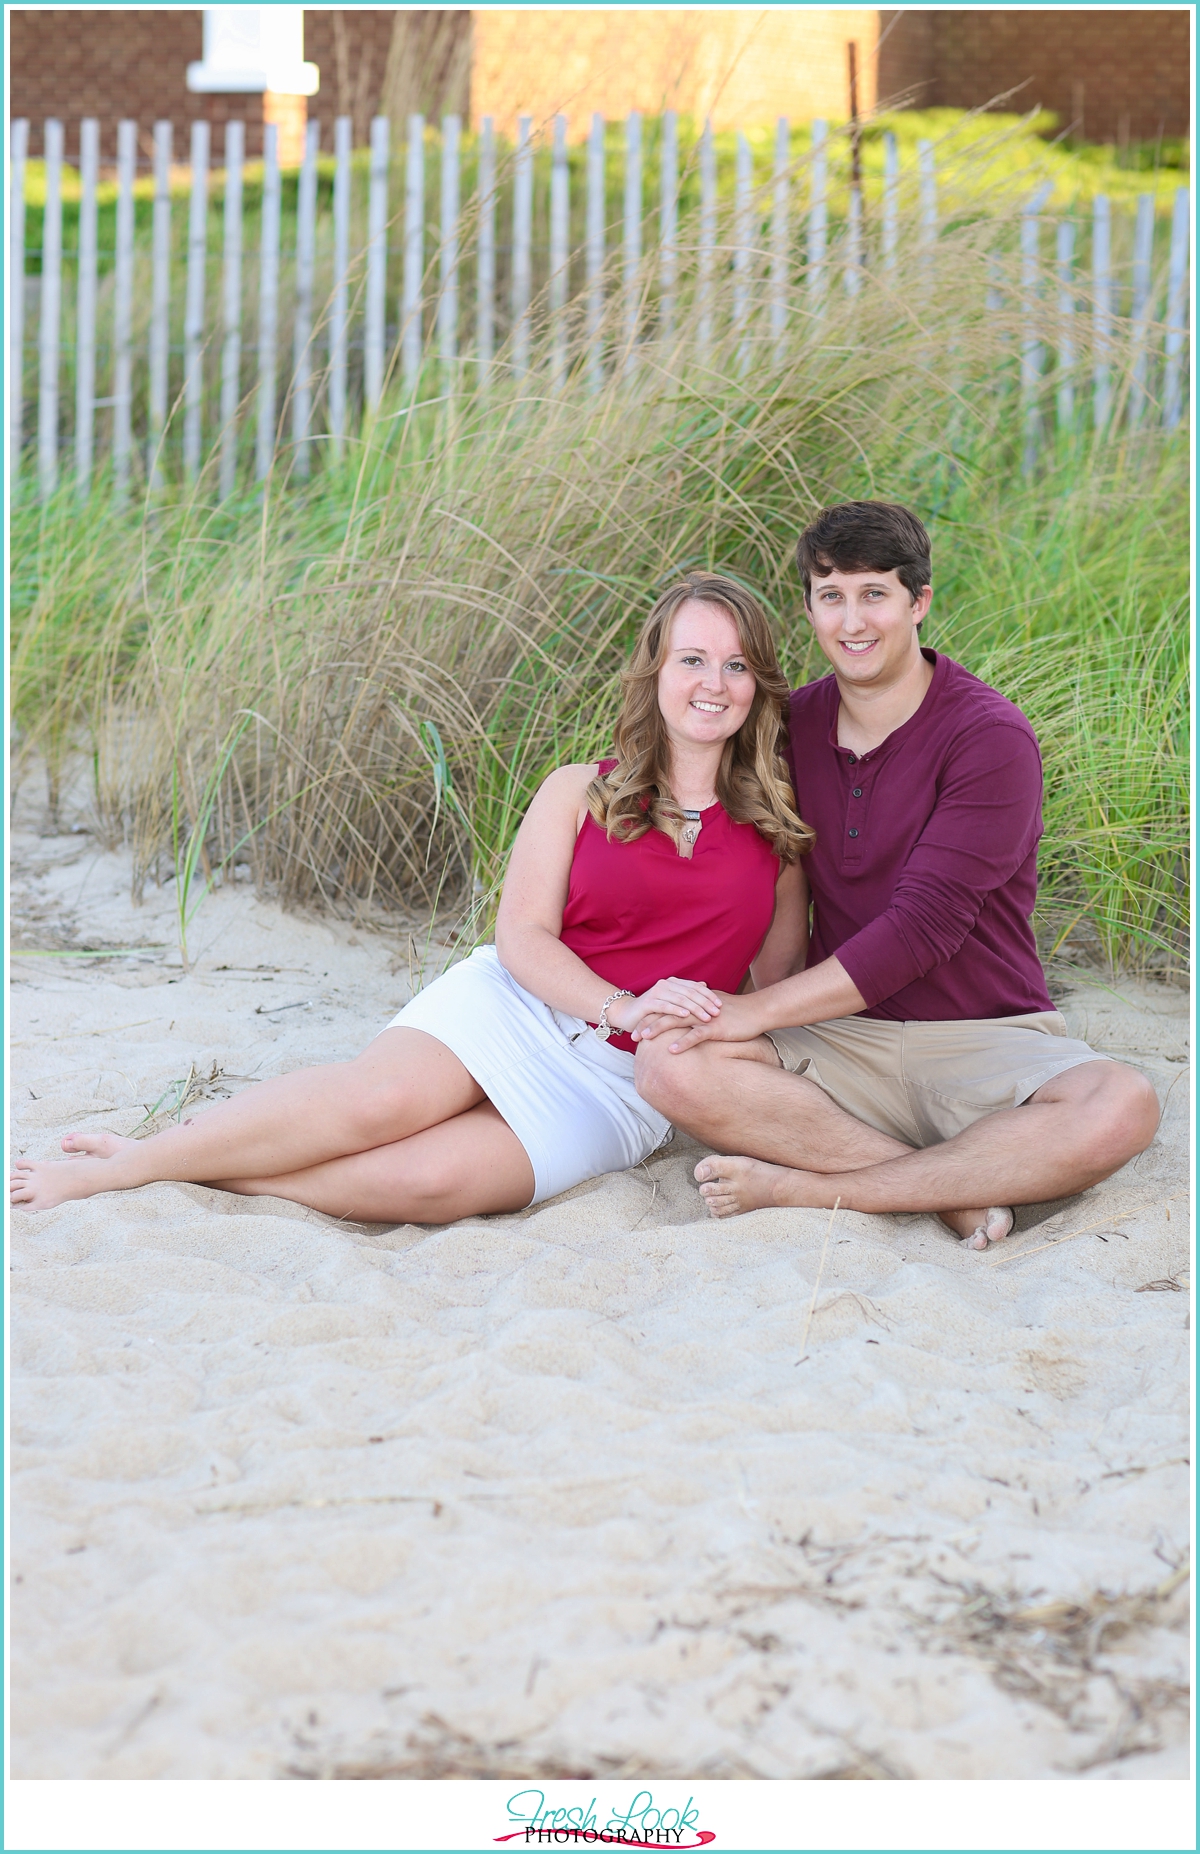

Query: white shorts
left=386, top=946, right=673, bottom=1205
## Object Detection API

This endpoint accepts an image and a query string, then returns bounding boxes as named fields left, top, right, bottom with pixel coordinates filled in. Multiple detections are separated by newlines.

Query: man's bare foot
left=694, top=1155, right=1013, bottom=1251
left=694, top=1154, right=793, bottom=1217
left=938, top=1204, right=1014, bottom=1250
left=10, top=1130, right=141, bottom=1212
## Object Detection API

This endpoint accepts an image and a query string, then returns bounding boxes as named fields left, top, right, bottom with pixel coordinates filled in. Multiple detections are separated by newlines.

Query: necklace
left=681, top=805, right=705, bottom=847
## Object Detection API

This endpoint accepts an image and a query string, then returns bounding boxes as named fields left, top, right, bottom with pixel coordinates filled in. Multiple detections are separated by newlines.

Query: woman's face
left=656, top=600, right=757, bottom=753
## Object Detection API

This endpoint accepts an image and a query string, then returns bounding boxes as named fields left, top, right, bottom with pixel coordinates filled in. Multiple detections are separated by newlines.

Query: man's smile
left=839, top=639, right=878, bottom=654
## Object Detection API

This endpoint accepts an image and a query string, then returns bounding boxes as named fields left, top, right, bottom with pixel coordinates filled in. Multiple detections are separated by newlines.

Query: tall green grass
left=11, top=175, right=1188, bottom=978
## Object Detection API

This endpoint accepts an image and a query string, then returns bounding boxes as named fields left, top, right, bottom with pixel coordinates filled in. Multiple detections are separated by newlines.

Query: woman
left=12, top=576, right=812, bottom=1223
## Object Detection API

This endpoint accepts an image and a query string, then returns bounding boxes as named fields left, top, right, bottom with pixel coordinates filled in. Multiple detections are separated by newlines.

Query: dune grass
left=11, top=169, right=1189, bottom=980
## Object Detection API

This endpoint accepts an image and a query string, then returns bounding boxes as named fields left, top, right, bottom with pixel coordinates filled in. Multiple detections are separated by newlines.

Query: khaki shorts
left=765, top=1011, right=1110, bottom=1149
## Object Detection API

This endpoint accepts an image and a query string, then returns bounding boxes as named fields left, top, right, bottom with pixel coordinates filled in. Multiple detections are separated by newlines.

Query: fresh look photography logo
left=496, top=1789, right=715, bottom=1848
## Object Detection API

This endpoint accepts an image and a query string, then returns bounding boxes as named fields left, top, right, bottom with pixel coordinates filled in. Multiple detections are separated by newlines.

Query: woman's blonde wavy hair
left=586, top=574, right=814, bottom=862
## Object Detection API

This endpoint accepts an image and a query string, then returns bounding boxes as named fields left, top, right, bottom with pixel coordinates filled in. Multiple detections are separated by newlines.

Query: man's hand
left=632, top=991, right=765, bottom=1052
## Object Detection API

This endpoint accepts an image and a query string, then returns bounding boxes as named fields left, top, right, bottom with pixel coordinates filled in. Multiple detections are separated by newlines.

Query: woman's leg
left=10, top=1029, right=485, bottom=1212
left=217, top=1100, right=536, bottom=1223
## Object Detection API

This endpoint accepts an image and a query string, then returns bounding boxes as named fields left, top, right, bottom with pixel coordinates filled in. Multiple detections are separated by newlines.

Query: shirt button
left=847, top=754, right=857, bottom=764
left=848, top=828, right=859, bottom=838
left=852, top=787, right=862, bottom=798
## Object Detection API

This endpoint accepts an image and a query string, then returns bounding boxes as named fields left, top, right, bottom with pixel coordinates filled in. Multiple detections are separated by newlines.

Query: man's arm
left=640, top=720, right=1043, bottom=1053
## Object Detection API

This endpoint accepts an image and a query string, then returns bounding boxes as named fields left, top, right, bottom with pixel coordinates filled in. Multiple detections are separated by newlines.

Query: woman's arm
left=494, top=764, right=722, bottom=1034
left=749, top=858, right=809, bottom=989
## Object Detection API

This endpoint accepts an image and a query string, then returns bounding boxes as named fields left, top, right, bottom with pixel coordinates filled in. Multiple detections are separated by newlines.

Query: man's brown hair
left=796, top=501, right=932, bottom=605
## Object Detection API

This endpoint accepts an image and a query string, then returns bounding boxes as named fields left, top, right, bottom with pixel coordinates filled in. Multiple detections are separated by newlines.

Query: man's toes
left=694, top=1160, right=717, bottom=1183
left=984, top=1206, right=1014, bottom=1244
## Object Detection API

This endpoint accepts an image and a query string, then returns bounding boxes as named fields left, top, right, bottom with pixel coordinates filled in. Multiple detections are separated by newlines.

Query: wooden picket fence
left=10, top=110, right=1192, bottom=499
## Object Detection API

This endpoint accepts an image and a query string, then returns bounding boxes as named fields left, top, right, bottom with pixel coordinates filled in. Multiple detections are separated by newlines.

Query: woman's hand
left=608, top=977, right=723, bottom=1037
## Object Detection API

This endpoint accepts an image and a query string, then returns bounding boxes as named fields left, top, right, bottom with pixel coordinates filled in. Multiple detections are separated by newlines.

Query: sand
left=8, top=822, right=1191, bottom=1781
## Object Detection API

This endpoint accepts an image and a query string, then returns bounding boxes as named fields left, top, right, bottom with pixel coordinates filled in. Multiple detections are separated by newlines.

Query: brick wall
left=879, top=7, right=1190, bottom=141
left=10, top=7, right=1192, bottom=165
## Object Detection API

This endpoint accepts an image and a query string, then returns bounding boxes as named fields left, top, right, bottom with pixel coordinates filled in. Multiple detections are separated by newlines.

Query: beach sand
left=9, top=824, right=1191, bottom=1780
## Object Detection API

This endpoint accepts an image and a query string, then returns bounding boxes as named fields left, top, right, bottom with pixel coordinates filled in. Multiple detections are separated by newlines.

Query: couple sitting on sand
left=13, top=501, right=1159, bottom=1245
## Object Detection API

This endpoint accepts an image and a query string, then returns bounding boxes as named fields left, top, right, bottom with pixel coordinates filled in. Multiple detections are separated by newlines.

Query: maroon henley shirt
left=786, top=649, right=1055, bottom=1022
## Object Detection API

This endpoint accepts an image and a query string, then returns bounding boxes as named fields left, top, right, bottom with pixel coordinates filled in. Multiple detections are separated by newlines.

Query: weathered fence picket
left=255, top=124, right=281, bottom=478
left=1163, top=186, right=1190, bottom=430
left=148, top=121, right=172, bottom=486
left=1128, top=192, right=1155, bottom=426
left=10, top=118, right=29, bottom=477
left=771, top=117, right=790, bottom=355
left=75, top=118, right=99, bottom=491
left=364, top=115, right=389, bottom=411
left=1092, top=194, right=1112, bottom=429
left=809, top=120, right=828, bottom=305
left=623, top=112, right=642, bottom=369
left=328, top=115, right=351, bottom=452
left=585, top=113, right=605, bottom=391
left=659, top=109, right=678, bottom=345
left=219, top=119, right=244, bottom=501
left=511, top=115, right=533, bottom=378
left=697, top=120, right=716, bottom=358
left=11, top=114, right=1190, bottom=497
left=37, top=118, right=63, bottom=499
left=402, top=114, right=425, bottom=391
left=440, top=113, right=462, bottom=376
left=182, top=119, right=210, bottom=479
left=476, top=116, right=497, bottom=376
left=1056, top=219, right=1076, bottom=433
left=112, top=119, right=136, bottom=495
left=292, top=120, right=319, bottom=475
left=549, top=114, right=569, bottom=390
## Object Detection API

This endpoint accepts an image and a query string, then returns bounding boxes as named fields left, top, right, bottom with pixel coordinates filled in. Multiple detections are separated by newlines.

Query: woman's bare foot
left=693, top=1155, right=1013, bottom=1251
left=10, top=1130, right=141, bottom=1212
left=60, top=1130, right=138, bottom=1159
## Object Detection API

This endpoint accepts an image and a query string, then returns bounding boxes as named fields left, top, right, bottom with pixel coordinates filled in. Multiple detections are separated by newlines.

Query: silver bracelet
left=595, top=988, right=635, bottom=1041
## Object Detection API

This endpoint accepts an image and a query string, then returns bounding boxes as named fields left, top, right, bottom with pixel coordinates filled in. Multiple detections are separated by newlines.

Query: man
left=634, top=501, right=1160, bottom=1248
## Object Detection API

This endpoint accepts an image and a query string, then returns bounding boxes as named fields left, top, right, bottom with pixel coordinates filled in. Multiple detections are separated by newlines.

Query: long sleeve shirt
left=786, top=650, right=1055, bottom=1022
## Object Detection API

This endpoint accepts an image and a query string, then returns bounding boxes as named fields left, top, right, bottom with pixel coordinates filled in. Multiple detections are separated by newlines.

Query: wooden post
left=255, top=122, right=281, bottom=480
left=75, top=118, right=99, bottom=492
left=183, top=120, right=210, bottom=480
left=882, top=130, right=898, bottom=273
left=1056, top=219, right=1075, bottom=434
left=328, top=116, right=351, bottom=454
left=659, top=109, right=678, bottom=345
left=623, top=112, right=643, bottom=370
left=809, top=119, right=827, bottom=305
left=439, top=114, right=461, bottom=377
left=586, top=112, right=605, bottom=392
left=402, top=114, right=425, bottom=391
left=511, top=115, right=533, bottom=379
left=1163, top=186, right=1190, bottom=430
left=770, top=117, right=789, bottom=358
left=10, top=118, right=28, bottom=478
left=292, top=121, right=318, bottom=478
left=1092, top=194, right=1112, bottom=431
left=1128, top=192, right=1155, bottom=427
left=364, top=115, right=389, bottom=411
left=549, top=114, right=569, bottom=390
left=112, top=120, right=136, bottom=498
left=148, top=121, right=172, bottom=488
left=476, top=116, right=496, bottom=379
left=734, top=131, right=752, bottom=369
left=218, top=120, right=244, bottom=501
left=38, top=118, right=63, bottom=498
left=698, top=119, right=716, bottom=358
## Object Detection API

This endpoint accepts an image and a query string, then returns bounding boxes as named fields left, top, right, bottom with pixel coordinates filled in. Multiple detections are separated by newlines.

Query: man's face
left=805, top=565, right=933, bottom=689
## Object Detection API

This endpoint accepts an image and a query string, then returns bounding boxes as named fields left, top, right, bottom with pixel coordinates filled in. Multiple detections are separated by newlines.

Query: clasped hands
left=607, top=977, right=760, bottom=1052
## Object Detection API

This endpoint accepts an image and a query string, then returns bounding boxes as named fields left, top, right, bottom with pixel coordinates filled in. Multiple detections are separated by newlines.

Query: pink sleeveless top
left=559, top=760, right=780, bottom=1053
